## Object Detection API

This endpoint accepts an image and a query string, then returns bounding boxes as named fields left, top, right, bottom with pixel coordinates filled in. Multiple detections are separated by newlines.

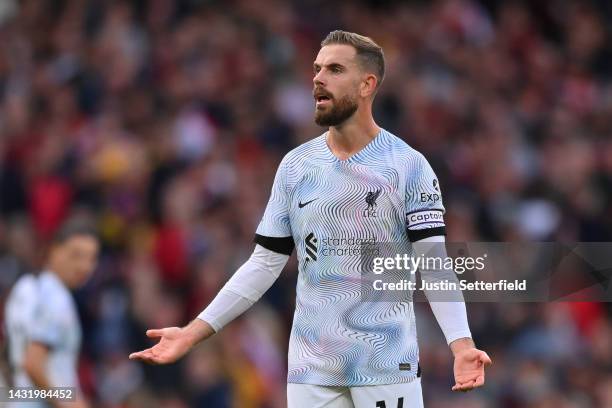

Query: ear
left=360, top=73, right=378, bottom=98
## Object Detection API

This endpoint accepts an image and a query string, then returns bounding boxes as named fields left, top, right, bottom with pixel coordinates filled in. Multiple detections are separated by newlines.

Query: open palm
left=452, top=348, right=492, bottom=392
left=129, top=327, right=192, bottom=365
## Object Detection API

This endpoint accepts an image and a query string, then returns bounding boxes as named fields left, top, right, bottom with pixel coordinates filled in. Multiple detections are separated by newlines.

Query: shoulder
left=10, top=274, right=37, bottom=295
left=37, top=273, right=72, bottom=310
left=6, top=275, right=38, bottom=311
left=281, top=133, right=328, bottom=169
left=380, top=129, right=430, bottom=170
left=272, top=133, right=329, bottom=186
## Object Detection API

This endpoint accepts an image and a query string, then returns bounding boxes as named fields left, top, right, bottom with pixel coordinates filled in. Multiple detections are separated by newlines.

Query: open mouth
left=314, top=88, right=333, bottom=104
left=314, top=92, right=333, bottom=107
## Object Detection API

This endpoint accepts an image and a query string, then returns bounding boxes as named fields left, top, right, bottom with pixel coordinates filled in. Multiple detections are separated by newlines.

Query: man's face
left=313, top=44, right=362, bottom=126
left=53, top=235, right=99, bottom=288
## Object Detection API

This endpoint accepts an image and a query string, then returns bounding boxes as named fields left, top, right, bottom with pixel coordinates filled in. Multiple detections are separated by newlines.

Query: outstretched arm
left=129, top=244, right=289, bottom=364
left=413, top=236, right=492, bottom=392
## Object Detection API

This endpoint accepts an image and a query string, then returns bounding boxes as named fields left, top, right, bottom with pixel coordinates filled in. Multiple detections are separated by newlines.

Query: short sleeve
left=29, top=301, right=63, bottom=348
left=254, top=158, right=295, bottom=255
left=405, top=153, right=446, bottom=242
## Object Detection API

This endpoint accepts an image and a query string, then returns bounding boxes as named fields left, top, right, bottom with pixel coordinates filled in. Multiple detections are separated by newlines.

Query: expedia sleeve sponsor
left=404, top=153, right=446, bottom=241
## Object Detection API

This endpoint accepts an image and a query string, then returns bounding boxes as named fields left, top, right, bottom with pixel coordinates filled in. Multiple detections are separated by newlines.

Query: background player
left=130, top=31, right=491, bottom=407
left=5, top=223, right=99, bottom=408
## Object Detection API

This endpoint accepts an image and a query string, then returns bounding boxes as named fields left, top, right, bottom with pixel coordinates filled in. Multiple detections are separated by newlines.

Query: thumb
left=478, top=351, right=492, bottom=366
left=146, top=328, right=165, bottom=338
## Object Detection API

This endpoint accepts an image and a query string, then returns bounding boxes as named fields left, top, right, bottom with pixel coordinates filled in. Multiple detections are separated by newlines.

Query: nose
left=313, top=70, right=325, bottom=87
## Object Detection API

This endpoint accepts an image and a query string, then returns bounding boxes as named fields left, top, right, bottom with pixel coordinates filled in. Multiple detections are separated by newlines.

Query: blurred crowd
left=1, top=0, right=612, bottom=407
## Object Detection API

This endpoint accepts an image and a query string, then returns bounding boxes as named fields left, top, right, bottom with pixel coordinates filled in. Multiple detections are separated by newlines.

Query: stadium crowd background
left=1, top=0, right=612, bottom=407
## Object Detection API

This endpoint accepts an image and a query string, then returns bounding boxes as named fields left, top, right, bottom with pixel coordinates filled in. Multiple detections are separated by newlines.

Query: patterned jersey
left=5, top=271, right=82, bottom=403
left=255, top=129, right=445, bottom=386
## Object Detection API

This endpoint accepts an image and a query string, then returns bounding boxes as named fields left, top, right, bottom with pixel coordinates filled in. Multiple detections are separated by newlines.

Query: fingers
left=146, top=329, right=164, bottom=338
left=452, top=379, right=476, bottom=392
left=452, top=379, right=475, bottom=392
left=452, top=374, right=486, bottom=392
left=129, top=348, right=161, bottom=364
left=129, top=349, right=152, bottom=360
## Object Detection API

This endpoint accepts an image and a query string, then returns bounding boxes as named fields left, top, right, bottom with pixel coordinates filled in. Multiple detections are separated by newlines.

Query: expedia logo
left=305, top=232, right=318, bottom=262
left=421, top=179, right=441, bottom=202
left=420, top=192, right=440, bottom=203
left=407, top=210, right=444, bottom=228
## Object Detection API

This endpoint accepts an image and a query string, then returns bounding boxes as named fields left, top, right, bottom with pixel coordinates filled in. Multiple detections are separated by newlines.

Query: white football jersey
left=255, top=129, right=445, bottom=386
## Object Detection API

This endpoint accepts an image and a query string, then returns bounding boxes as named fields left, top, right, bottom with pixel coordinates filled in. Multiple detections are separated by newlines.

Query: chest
left=51, top=298, right=82, bottom=352
left=288, top=163, right=406, bottom=233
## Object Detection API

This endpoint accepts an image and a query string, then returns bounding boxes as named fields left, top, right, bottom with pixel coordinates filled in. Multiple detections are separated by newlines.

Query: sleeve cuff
left=446, top=331, right=473, bottom=345
left=196, top=315, right=221, bottom=333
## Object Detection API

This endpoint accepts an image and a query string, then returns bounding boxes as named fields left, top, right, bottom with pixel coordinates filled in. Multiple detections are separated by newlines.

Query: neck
left=327, top=105, right=380, bottom=160
left=46, top=264, right=70, bottom=288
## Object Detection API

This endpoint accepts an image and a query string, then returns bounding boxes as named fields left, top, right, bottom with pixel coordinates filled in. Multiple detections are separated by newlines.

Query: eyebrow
left=313, top=62, right=346, bottom=71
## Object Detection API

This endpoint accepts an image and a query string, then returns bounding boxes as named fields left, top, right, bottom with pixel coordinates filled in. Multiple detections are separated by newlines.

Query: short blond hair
left=321, top=30, right=385, bottom=88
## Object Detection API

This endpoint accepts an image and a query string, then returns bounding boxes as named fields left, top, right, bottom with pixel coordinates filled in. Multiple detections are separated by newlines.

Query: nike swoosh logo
left=298, top=198, right=318, bottom=208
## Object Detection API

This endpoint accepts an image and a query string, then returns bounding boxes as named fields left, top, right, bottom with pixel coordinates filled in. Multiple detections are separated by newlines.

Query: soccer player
left=130, top=31, right=492, bottom=407
left=5, top=223, right=99, bottom=408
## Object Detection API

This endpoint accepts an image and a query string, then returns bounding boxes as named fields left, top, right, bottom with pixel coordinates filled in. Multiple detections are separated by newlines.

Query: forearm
left=23, top=343, right=53, bottom=390
left=414, top=235, right=472, bottom=344
left=25, top=363, right=79, bottom=408
left=23, top=343, right=77, bottom=408
left=25, top=339, right=86, bottom=407
left=198, top=244, right=289, bottom=332
left=197, top=290, right=256, bottom=333
left=25, top=364, right=53, bottom=390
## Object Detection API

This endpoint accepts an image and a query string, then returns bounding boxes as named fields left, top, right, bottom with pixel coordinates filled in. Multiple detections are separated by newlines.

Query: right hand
left=129, top=320, right=215, bottom=365
left=129, top=327, right=195, bottom=365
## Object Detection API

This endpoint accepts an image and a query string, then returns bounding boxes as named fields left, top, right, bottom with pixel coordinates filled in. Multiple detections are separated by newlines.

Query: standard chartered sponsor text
left=320, top=237, right=380, bottom=256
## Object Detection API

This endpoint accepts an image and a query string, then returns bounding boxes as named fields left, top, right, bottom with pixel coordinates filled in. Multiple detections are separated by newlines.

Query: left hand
left=452, top=347, right=492, bottom=392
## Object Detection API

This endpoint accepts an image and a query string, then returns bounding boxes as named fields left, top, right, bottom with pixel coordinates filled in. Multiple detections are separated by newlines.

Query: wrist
left=183, top=319, right=215, bottom=347
left=449, top=337, right=475, bottom=356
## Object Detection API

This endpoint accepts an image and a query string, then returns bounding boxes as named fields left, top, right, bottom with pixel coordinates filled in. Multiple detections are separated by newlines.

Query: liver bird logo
left=365, top=189, right=382, bottom=210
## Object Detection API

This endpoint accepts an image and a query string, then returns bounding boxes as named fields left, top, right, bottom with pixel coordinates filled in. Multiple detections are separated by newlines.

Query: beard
left=314, top=94, right=359, bottom=126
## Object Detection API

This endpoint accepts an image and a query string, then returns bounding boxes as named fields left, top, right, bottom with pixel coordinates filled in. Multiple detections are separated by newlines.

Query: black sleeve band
left=254, top=234, right=295, bottom=255
left=407, top=226, right=446, bottom=242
